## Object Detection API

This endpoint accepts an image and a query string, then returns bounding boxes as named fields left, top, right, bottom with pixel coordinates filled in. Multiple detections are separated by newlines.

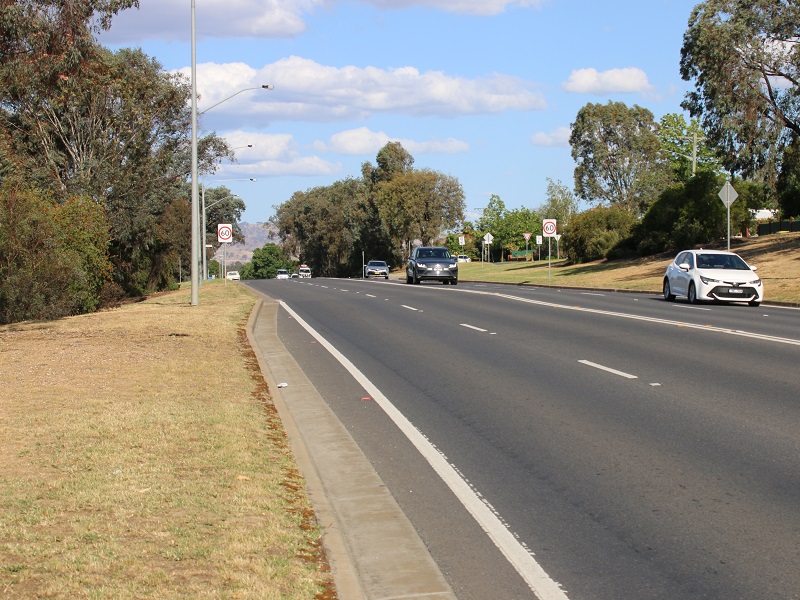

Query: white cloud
left=368, top=0, right=545, bottom=16
left=562, top=67, right=653, bottom=94
left=323, top=127, right=469, bottom=155
left=101, top=0, right=544, bottom=42
left=530, top=126, right=570, bottom=147
left=213, top=131, right=340, bottom=177
left=181, top=57, right=546, bottom=126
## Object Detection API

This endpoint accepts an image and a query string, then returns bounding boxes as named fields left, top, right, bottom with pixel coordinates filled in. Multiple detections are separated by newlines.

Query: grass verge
left=457, top=231, right=800, bottom=304
left=0, top=281, right=333, bottom=599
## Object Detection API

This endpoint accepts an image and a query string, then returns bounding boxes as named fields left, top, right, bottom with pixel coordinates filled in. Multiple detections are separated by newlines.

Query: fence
left=756, top=218, right=800, bottom=236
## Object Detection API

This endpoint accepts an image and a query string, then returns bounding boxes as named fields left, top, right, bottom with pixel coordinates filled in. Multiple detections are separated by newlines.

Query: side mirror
left=750, top=265, right=758, bottom=271
left=679, top=263, right=691, bottom=271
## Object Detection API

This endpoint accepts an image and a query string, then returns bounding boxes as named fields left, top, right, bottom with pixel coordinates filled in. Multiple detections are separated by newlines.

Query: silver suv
left=406, top=246, right=458, bottom=285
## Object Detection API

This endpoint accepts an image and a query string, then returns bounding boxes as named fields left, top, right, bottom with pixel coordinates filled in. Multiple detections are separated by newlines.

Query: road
left=246, top=277, right=800, bottom=600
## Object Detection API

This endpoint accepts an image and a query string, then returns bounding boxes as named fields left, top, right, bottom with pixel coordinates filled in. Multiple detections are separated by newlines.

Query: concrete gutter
left=246, top=296, right=456, bottom=600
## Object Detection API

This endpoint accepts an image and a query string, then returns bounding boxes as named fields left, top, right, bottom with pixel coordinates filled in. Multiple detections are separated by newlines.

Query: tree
left=244, top=243, right=291, bottom=279
left=361, top=141, right=414, bottom=185
left=570, top=101, right=672, bottom=215
left=680, top=0, right=800, bottom=181
left=537, top=178, right=578, bottom=227
left=562, top=207, right=637, bottom=264
left=659, top=113, right=723, bottom=182
left=778, top=134, right=800, bottom=217
left=378, top=169, right=465, bottom=247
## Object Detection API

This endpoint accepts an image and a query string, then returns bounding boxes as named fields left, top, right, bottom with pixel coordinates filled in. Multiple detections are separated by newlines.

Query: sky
left=99, top=0, right=701, bottom=225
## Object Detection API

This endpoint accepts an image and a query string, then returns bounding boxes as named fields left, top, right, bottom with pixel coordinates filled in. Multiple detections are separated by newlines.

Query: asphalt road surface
left=246, top=277, right=800, bottom=600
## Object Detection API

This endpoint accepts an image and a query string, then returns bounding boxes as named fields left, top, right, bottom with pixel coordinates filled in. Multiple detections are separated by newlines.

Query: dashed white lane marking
left=578, top=360, right=638, bottom=379
left=460, top=324, right=488, bottom=332
left=401, top=305, right=420, bottom=311
left=279, top=301, right=570, bottom=600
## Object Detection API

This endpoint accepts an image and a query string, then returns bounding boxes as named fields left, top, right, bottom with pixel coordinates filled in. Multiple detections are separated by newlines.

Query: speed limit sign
left=217, top=223, right=233, bottom=243
left=542, top=219, right=557, bottom=238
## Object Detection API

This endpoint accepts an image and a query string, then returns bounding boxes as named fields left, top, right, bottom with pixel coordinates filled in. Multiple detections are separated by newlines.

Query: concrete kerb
left=245, top=294, right=456, bottom=600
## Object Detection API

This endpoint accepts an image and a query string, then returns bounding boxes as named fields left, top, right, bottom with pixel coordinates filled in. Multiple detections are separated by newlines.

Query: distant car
left=275, top=268, right=290, bottom=280
left=226, top=270, right=240, bottom=281
left=406, top=246, right=458, bottom=285
left=298, top=265, right=312, bottom=278
left=663, top=249, right=764, bottom=306
left=290, top=273, right=299, bottom=279
left=364, top=260, right=390, bottom=279
left=456, top=255, right=472, bottom=263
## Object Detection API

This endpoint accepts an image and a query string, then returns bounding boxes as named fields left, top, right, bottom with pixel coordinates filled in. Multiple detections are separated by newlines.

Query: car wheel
left=413, top=272, right=420, bottom=284
left=451, top=279, right=458, bottom=285
left=385, top=275, right=389, bottom=279
left=663, top=278, right=675, bottom=301
left=688, top=282, right=698, bottom=304
left=749, top=300, right=760, bottom=307
left=406, top=273, right=412, bottom=284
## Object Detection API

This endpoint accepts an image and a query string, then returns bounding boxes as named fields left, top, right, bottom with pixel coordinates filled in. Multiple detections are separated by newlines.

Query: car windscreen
left=368, top=261, right=386, bottom=266
left=696, top=254, right=749, bottom=270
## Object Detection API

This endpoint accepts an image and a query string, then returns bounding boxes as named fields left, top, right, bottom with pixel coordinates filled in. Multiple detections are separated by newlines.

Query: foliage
left=630, top=172, right=755, bottom=255
left=561, top=207, right=637, bottom=263
left=778, top=134, right=800, bottom=217
left=680, top=0, right=800, bottom=182
left=203, top=186, right=247, bottom=263
left=242, top=243, right=292, bottom=279
left=273, top=143, right=465, bottom=275
left=0, top=185, right=111, bottom=323
left=537, top=178, right=578, bottom=227
left=659, top=113, right=723, bottom=181
left=570, top=101, right=672, bottom=215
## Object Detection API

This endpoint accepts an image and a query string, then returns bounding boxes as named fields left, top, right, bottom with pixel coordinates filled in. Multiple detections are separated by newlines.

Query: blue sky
left=100, top=0, right=699, bottom=224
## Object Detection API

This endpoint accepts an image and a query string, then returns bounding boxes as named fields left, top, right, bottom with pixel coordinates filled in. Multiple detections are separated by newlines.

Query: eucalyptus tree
left=680, top=0, right=800, bottom=182
left=659, top=113, right=723, bottom=182
left=537, top=178, right=579, bottom=227
left=570, top=101, right=672, bottom=216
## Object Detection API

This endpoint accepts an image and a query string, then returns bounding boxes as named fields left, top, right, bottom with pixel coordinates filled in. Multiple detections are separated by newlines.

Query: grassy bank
left=0, top=282, right=332, bottom=599
left=457, top=231, right=800, bottom=304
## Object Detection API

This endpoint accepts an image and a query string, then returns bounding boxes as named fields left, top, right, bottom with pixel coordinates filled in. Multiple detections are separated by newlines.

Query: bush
left=0, top=186, right=111, bottom=324
left=562, top=207, right=636, bottom=263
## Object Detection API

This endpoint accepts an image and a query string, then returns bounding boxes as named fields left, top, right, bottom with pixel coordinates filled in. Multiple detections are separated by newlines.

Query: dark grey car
left=364, top=260, right=390, bottom=279
left=406, top=246, right=458, bottom=285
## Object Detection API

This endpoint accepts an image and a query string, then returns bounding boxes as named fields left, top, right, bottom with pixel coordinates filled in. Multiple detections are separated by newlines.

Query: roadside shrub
left=562, top=207, right=636, bottom=263
left=0, top=186, right=111, bottom=323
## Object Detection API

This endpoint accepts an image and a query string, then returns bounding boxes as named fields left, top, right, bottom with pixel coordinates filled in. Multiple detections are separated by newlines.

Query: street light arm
left=206, top=194, right=239, bottom=211
left=199, top=85, right=273, bottom=115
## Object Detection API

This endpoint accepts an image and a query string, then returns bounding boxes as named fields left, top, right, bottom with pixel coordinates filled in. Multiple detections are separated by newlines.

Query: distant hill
left=214, top=222, right=280, bottom=266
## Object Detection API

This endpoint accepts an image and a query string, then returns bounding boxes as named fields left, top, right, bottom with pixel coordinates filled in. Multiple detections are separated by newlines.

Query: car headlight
left=417, top=263, right=427, bottom=270
left=700, top=275, right=720, bottom=284
left=746, top=278, right=762, bottom=286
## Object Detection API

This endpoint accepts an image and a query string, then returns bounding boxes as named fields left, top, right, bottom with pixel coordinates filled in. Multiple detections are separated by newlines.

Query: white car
left=275, top=269, right=290, bottom=280
left=663, top=249, right=763, bottom=306
left=226, top=270, right=240, bottom=281
left=456, top=255, right=472, bottom=263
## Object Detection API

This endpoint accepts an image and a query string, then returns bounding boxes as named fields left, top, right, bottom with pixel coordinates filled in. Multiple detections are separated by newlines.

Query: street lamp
left=189, top=1, right=272, bottom=305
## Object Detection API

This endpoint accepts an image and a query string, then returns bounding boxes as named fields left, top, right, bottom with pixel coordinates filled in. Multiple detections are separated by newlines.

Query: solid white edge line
left=578, top=360, right=638, bottom=379
left=279, top=300, right=569, bottom=600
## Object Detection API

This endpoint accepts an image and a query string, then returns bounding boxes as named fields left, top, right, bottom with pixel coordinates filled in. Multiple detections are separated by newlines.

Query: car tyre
left=749, top=300, right=760, bottom=307
left=688, top=282, right=698, bottom=304
left=385, top=275, right=389, bottom=279
left=451, top=279, right=458, bottom=285
left=663, top=278, right=675, bottom=301
left=406, top=273, right=412, bottom=284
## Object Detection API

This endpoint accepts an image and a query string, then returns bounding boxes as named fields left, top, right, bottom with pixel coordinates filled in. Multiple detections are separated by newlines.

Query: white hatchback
left=275, top=269, right=290, bottom=280
left=663, top=249, right=763, bottom=306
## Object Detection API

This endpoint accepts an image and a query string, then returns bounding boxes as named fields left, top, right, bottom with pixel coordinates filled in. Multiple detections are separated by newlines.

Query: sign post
left=543, top=219, right=557, bottom=282
left=523, top=232, right=531, bottom=261
left=217, top=223, right=233, bottom=280
left=483, top=232, right=493, bottom=263
left=718, top=181, right=738, bottom=251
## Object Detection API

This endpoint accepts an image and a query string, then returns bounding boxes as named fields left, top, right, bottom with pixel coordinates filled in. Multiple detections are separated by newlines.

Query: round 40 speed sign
left=217, top=223, right=233, bottom=243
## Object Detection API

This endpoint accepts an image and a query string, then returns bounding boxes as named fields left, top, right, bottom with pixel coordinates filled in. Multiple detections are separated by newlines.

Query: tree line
left=267, top=1, right=800, bottom=270
left=0, top=0, right=241, bottom=324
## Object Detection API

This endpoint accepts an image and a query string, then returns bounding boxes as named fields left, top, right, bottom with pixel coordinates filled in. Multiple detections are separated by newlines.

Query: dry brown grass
left=0, top=282, right=333, bottom=599
left=458, top=231, right=800, bottom=304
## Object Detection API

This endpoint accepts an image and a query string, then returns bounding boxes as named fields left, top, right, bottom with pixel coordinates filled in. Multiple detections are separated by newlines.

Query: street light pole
left=190, top=0, right=199, bottom=305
